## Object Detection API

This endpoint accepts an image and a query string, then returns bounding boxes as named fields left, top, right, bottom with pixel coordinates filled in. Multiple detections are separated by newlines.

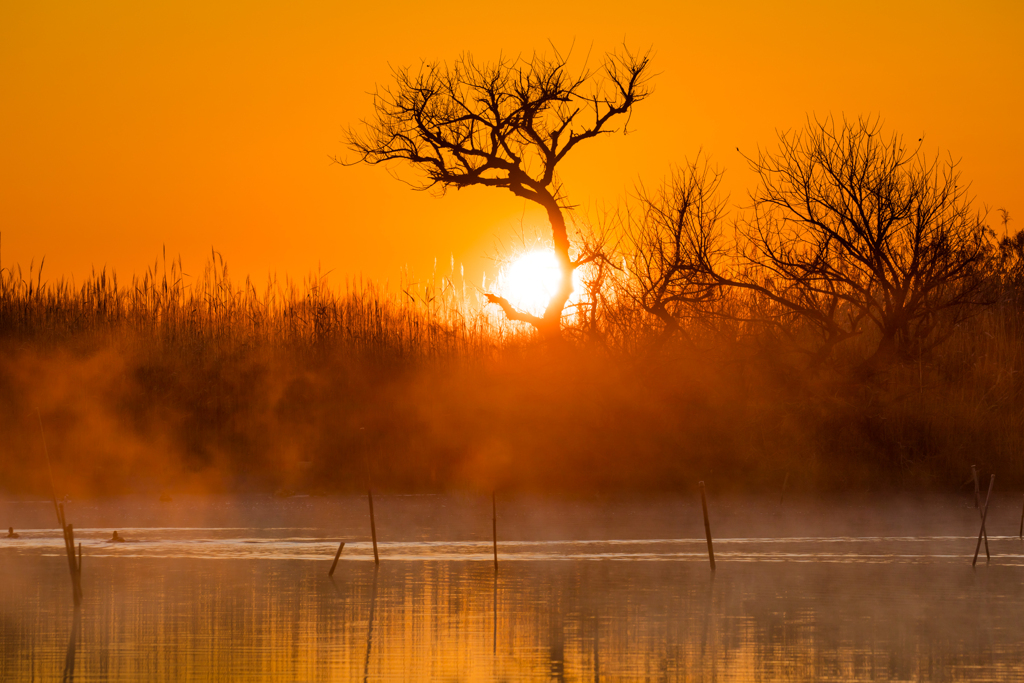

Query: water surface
left=2, top=494, right=1023, bottom=681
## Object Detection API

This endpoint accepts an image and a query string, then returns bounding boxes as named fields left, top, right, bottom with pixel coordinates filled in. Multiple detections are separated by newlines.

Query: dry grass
left=0, top=250, right=526, bottom=361
left=2, top=250, right=1023, bottom=496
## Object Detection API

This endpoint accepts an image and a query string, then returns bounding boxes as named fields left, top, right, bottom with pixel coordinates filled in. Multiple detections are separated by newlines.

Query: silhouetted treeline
left=2, top=116, right=1022, bottom=496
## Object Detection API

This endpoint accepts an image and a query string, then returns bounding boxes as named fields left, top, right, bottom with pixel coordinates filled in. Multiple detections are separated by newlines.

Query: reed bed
left=3, top=250, right=1024, bottom=494
left=0, top=251, right=526, bottom=362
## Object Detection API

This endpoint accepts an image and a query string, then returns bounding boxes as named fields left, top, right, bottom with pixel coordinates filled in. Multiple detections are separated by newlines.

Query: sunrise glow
left=494, top=249, right=584, bottom=318
left=3, top=5, right=1024, bottom=679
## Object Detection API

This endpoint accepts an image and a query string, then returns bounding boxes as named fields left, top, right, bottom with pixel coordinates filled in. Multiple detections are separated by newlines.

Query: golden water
left=2, top=495, right=1023, bottom=681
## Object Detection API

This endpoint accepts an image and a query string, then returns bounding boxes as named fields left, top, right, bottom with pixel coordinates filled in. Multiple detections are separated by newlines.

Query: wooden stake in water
left=1019, top=494, right=1024, bottom=540
left=328, top=541, right=346, bottom=577
left=972, top=470, right=990, bottom=556
left=779, top=472, right=789, bottom=506
left=492, top=491, right=498, bottom=572
left=368, top=489, right=379, bottom=566
left=39, top=412, right=82, bottom=607
left=362, top=439, right=380, bottom=567
left=699, top=481, right=716, bottom=571
left=65, top=523, right=82, bottom=606
left=973, top=474, right=995, bottom=567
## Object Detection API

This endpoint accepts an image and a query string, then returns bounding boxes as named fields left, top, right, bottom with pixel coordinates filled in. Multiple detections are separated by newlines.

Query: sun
left=493, top=249, right=583, bottom=318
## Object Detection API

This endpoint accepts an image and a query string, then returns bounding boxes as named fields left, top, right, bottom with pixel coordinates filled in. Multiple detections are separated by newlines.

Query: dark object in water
left=973, top=475, right=995, bottom=567
left=328, top=541, right=346, bottom=577
left=972, top=467, right=990, bottom=554
left=700, top=481, right=716, bottom=571
left=1019, top=493, right=1023, bottom=540
left=368, top=489, right=379, bottom=566
left=110, top=531, right=125, bottom=543
left=159, top=493, right=172, bottom=502
left=6, top=527, right=18, bottom=539
left=40, top=413, right=83, bottom=605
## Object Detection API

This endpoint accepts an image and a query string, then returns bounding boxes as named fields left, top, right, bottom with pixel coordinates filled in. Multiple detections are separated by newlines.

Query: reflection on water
left=3, top=495, right=1024, bottom=681
left=61, top=609, right=80, bottom=683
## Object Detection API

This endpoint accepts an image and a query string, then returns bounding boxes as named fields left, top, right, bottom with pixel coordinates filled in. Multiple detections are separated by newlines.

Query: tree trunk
left=539, top=196, right=574, bottom=341
left=863, top=326, right=899, bottom=374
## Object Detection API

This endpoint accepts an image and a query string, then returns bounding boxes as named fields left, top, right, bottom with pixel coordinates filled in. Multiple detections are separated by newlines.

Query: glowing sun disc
left=494, top=250, right=582, bottom=318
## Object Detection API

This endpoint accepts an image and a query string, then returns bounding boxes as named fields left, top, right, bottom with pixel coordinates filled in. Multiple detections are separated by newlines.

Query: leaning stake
left=328, top=541, right=346, bottom=577
left=492, top=491, right=498, bottom=572
left=973, top=474, right=996, bottom=567
left=1019, top=494, right=1024, bottom=540
left=368, top=489, right=379, bottom=566
left=973, top=470, right=990, bottom=556
left=699, top=481, right=716, bottom=571
left=779, top=472, right=789, bottom=506
left=39, top=412, right=82, bottom=607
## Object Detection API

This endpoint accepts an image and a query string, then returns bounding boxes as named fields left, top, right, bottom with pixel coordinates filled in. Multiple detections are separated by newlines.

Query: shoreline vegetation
left=3, top=231, right=1024, bottom=498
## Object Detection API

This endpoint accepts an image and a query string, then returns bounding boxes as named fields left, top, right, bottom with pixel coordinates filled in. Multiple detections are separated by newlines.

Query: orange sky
left=2, top=1, right=1021, bottom=291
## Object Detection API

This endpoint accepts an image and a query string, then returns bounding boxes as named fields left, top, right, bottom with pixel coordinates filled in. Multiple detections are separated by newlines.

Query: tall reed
left=0, top=249, right=528, bottom=362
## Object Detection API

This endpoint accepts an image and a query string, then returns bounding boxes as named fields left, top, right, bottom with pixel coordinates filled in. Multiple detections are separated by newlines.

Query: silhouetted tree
left=626, top=118, right=992, bottom=367
left=343, top=47, right=654, bottom=340
left=622, top=155, right=863, bottom=364
left=623, top=156, right=727, bottom=350
left=738, top=116, right=991, bottom=364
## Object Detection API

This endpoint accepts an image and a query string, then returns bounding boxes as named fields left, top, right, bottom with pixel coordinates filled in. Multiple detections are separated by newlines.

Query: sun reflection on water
left=4, top=496, right=1024, bottom=680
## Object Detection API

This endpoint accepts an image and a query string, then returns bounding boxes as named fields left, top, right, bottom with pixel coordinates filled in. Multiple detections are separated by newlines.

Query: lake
left=2, top=493, right=1023, bottom=681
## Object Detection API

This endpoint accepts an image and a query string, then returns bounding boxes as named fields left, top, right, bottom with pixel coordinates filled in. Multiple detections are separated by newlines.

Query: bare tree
left=623, top=156, right=727, bottom=349
left=623, top=155, right=863, bottom=364
left=738, top=115, right=992, bottom=364
left=342, top=46, right=654, bottom=340
left=625, top=119, right=992, bottom=368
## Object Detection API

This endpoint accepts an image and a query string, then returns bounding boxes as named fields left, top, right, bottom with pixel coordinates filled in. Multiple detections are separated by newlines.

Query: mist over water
left=3, top=494, right=1024, bottom=681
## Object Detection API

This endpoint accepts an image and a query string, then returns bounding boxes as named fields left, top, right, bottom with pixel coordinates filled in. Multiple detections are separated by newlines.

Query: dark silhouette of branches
left=623, top=156, right=728, bottom=349
left=622, top=155, right=863, bottom=363
left=342, top=46, right=654, bottom=339
left=738, top=115, right=992, bottom=365
left=623, top=118, right=992, bottom=368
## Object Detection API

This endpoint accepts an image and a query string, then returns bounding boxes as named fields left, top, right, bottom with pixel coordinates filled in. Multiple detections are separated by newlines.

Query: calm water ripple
left=3, top=494, right=1024, bottom=681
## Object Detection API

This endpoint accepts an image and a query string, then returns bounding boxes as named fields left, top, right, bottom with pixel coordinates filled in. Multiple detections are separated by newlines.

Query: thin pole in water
left=42, top=408, right=83, bottom=608
left=779, top=472, right=789, bottom=506
left=329, top=541, right=346, bottom=577
left=699, top=481, right=716, bottom=571
left=492, top=491, right=498, bottom=572
left=362, top=436, right=379, bottom=567
left=973, top=474, right=995, bottom=567
left=973, top=469, right=990, bottom=556
left=1019, top=494, right=1024, bottom=540
left=64, top=523, right=81, bottom=606
left=76, top=542, right=82, bottom=605
left=368, top=489, right=379, bottom=566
